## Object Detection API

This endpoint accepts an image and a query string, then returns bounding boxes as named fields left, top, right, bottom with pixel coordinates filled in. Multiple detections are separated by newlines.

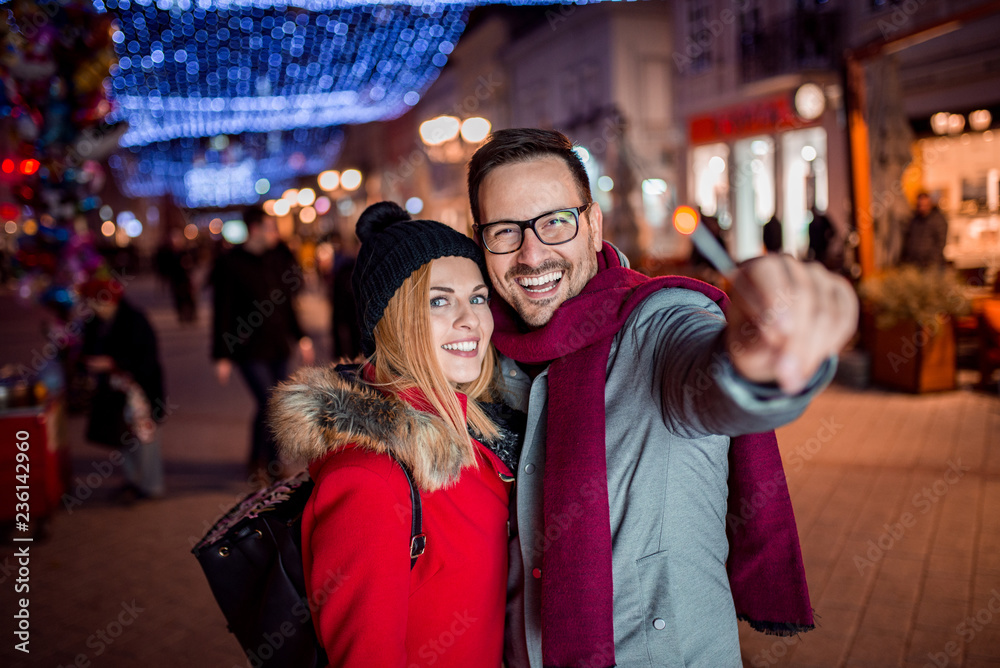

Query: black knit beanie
left=352, top=201, right=487, bottom=356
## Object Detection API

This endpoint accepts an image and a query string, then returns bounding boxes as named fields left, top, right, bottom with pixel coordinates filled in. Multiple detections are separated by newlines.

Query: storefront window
left=692, top=142, right=730, bottom=226
left=781, top=127, right=828, bottom=256
left=733, top=135, right=775, bottom=260
left=917, top=132, right=1000, bottom=269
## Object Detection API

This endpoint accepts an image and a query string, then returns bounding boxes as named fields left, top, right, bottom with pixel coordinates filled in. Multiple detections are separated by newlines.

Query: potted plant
left=859, top=267, right=971, bottom=393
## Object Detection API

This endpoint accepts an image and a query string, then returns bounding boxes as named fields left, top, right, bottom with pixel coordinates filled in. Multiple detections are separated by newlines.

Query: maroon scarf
left=491, top=243, right=813, bottom=667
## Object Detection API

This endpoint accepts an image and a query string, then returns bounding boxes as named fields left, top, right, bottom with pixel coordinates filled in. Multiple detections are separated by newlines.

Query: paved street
left=1, top=271, right=998, bottom=668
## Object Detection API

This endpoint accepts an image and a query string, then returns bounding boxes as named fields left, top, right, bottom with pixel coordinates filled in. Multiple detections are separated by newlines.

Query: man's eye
left=542, top=213, right=574, bottom=228
left=490, top=225, right=518, bottom=238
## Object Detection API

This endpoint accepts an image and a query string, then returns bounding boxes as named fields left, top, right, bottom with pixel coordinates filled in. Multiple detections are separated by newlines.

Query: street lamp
left=969, top=109, right=992, bottom=132
left=419, top=116, right=461, bottom=146
left=419, top=115, right=492, bottom=163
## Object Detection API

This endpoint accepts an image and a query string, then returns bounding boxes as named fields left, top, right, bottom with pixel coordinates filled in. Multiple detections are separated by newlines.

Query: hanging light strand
left=109, top=126, right=344, bottom=207
left=106, top=0, right=469, bottom=146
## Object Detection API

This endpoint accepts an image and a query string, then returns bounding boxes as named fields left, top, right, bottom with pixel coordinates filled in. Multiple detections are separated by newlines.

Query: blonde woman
left=269, top=201, right=520, bottom=667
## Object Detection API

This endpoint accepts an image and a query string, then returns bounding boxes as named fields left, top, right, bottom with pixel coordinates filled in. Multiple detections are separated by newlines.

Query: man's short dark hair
left=466, top=128, right=592, bottom=226
left=243, top=205, right=268, bottom=230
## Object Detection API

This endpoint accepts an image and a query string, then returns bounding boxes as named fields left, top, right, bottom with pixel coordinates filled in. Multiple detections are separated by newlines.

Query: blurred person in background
left=270, top=201, right=522, bottom=666
left=154, top=227, right=198, bottom=324
left=807, top=205, right=837, bottom=270
left=762, top=213, right=784, bottom=254
left=328, top=229, right=362, bottom=361
left=211, top=205, right=314, bottom=483
left=80, top=276, right=166, bottom=503
left=900, top=192, right=948, bottom=268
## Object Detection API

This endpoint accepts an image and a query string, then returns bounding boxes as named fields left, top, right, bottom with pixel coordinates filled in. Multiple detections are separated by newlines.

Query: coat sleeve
left=306, top=461, right=413, bottom=667
left=620, top=289, right=834, bottom=438
left=125, top=307, right=165, bottom=417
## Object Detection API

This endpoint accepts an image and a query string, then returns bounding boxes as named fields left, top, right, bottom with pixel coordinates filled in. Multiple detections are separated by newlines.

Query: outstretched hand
left=724, top=255, right=858, bottom=395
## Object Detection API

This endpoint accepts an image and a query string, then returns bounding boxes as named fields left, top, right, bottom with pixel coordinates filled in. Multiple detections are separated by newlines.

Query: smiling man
left=467, top=128, right=858, bottom=668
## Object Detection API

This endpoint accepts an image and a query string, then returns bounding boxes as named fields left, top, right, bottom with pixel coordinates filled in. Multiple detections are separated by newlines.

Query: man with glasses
left=467, top=128, right=858, bottom=668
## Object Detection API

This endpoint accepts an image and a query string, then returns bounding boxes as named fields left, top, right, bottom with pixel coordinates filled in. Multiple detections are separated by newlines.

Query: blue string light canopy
left=104, top=0, right=470, bottom=146
left=96, top=0, right=618, bottom=206
left=109, top=126, right=344, bottom=207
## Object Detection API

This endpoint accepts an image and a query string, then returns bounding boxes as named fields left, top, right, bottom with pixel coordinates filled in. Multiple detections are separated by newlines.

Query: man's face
left=251, top=216, right=280, bottom=249
left=477, top=157, right=602, bottom=328
left=917, top=195, right=932, bottom=216
left=86, top=298, right=117, bottom=321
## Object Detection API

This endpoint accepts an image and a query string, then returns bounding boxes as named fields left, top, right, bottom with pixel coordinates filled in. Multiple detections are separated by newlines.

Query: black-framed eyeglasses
left=474, top=203, right=593, bottom=255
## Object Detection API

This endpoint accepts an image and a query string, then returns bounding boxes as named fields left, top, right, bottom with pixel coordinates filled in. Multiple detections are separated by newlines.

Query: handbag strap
left=389, top=453, right=424, bottom=569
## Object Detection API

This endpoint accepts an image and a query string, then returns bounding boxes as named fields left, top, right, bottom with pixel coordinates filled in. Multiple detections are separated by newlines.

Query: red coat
left=270, top=367, right=513, bottom=667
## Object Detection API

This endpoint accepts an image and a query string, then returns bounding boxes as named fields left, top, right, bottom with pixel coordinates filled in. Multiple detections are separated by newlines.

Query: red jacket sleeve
left=306, top=459, right=413, bottom=667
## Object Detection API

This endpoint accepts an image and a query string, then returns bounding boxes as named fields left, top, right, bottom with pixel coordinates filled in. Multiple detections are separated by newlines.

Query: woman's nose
left=454, top=301, right=478, bottom=329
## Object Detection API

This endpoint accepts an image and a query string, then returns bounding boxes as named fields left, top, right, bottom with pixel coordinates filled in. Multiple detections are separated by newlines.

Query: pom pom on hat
left=355, top=200, right=411, bottom=244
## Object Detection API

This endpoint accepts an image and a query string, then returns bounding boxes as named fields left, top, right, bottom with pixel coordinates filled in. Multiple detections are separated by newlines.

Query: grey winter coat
left=498, top=287, right=835, bottom=668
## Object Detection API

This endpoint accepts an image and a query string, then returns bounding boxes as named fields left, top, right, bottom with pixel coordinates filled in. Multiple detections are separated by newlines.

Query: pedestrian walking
left=211, top=205, right=314, bottom=482
left=900, top=192, right=948, bottom=268
left=328, top=232, right=362, bottom=360
left=763, top=213, right=784, bottom=253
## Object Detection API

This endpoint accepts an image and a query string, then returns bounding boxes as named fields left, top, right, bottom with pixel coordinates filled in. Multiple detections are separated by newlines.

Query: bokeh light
left=222, top=219, right=248, bottom=244
left=405, top=197, right=424, bottom=214
left=672, top=206, right=699, bottom=235
left=340, top=169, right=362, bottom=191
left=460, top=117, right=491, bottom=143
left=318, top=170, right=340, bottom=191
left=273, top=199, right=291, bottom=216
left=297, top=188, right=316, bottom=207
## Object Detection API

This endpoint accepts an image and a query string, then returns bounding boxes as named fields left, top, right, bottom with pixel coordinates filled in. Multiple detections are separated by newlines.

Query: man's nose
left=515, top=227, right=550, bottom=266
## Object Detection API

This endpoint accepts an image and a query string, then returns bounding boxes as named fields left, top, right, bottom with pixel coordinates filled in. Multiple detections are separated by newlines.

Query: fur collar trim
left=268, top=366, right=476, bottom=491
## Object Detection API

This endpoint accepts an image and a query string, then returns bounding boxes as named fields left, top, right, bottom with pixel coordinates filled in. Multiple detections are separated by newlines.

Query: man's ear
left=588, top=202, right=604, bottom=252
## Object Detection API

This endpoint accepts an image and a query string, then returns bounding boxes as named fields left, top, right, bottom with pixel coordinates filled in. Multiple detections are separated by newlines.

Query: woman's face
left=428, top=256, right=493, bottom=386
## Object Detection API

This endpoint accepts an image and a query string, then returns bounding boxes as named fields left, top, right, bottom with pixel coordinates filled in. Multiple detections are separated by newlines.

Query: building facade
left=672, top=0, right=851, bottom=262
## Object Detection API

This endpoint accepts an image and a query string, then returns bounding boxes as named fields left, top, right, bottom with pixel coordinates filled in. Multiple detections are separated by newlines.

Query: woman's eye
left=430, top=297, right=448, bottom=307
left=470, top=294, right=489, bottom=305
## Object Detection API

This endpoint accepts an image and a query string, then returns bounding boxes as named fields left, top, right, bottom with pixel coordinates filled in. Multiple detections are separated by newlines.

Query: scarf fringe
left=738, top=614, right=815, bottom=636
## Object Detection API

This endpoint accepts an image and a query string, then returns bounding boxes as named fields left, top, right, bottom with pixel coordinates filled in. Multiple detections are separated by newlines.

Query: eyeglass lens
left=483, top=209, right=578, bottom=252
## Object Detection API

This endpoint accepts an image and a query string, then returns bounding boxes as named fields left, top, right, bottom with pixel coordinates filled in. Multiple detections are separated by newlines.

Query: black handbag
left=192, top=457, right=424, bottom=668
left=85, top=380, right=130, bottom=448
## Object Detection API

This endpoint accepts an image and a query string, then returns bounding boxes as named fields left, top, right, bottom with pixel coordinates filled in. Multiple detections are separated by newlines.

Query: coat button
left=509, top=369, right=517, bottom=377
left=652, top=618, right=666, bottom=630
left=532, top=568, right=542, bottom=579
left=525, top=463, right=535, bottom=474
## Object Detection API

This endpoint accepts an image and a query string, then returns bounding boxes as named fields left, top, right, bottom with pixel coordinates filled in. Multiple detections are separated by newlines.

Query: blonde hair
left=367, top=262, right=499, bottom=452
